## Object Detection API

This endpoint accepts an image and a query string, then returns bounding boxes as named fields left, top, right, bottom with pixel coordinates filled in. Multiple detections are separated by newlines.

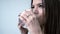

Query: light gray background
left=0, top=0, right=31, bottom=34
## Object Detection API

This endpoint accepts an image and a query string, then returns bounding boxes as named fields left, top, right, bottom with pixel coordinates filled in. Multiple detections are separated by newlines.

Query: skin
left=32, top=0, right=46, bottom=25
left=18, top=0, right=46, bottom=34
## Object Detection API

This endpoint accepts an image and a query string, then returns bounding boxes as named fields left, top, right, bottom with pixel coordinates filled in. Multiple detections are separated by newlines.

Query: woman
left=18, top=0, right=46, bottom=34
left=18, top=0, right=60, bottom=34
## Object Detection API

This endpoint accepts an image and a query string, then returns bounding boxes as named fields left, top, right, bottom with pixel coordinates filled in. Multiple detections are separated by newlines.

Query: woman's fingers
left=19, top=11, right=28, bottom=23
left=18, top=9, right=36, bottom=24
left=25, top=10, right=36, bottom=22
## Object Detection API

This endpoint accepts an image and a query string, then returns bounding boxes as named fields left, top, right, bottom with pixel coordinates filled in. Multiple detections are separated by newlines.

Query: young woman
left=18, top=0, right=60, bottom=34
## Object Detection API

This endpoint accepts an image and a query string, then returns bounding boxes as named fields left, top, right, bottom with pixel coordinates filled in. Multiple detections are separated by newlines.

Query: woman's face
left=31, top=0, right=46, bottom=24
left=32, top=0, right=45, bottom=18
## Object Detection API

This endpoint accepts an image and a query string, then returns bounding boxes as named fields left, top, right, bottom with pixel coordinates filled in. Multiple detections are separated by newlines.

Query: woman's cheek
left=38, top=9, right=43, bottom=16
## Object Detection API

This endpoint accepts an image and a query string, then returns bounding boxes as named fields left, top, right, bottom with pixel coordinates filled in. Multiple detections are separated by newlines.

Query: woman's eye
left=39, top=5, right=43, bottom=7
left=31, top=5, right=34, bottom=9
left=39, top=5, right=42, bottom=7
left=39, top=5, right=45, bottom=8
left=38, top=3, right=45, bottom=8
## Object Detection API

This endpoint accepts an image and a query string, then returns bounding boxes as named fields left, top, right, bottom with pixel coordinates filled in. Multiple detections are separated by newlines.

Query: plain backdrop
left=0, top=0, right=31, bottom=34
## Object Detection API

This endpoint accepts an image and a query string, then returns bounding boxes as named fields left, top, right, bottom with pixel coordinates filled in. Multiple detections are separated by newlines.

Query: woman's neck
left=37, top=18, right=45, bottom=34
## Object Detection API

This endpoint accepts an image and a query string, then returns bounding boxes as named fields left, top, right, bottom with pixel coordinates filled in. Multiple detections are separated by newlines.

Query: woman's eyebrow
left=37, top=3, right=42, bottom=5
left=37, top=3, right=45, bottom=5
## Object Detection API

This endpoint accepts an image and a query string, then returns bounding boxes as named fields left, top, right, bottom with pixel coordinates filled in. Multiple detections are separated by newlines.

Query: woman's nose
left=33, top=6, right=39, bottom=14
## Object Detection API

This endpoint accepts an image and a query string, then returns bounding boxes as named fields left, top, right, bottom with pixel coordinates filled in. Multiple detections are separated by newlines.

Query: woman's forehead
left=33, top=0, right=42, bottom=5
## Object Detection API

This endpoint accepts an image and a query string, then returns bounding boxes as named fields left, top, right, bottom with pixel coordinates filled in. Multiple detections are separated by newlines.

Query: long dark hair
left=31, top=0, right=60, bottom=34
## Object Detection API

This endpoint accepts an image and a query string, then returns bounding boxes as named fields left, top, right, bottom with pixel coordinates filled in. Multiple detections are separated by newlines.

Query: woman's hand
left=18, top=22, right=28, bottom=34
left=18, top=9, right=43, bottom=34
